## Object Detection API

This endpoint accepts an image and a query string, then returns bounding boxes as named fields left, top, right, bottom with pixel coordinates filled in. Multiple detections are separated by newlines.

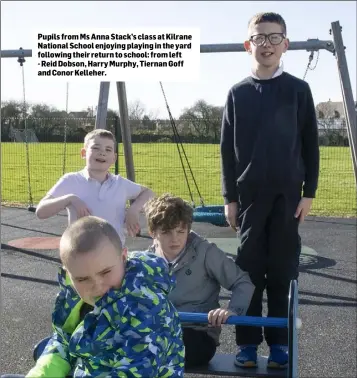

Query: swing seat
left=195, top=205, right=225, bottom=213
left=193, top=205, right=228, bottom=227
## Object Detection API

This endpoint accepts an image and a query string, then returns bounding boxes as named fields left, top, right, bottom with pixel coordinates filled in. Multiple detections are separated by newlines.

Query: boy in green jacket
left=24, top=216, right=184, bottom=377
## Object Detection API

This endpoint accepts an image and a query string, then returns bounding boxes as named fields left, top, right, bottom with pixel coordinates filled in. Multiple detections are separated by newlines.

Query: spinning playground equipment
left=32, top=280, right=300, bottom=377
left=2, top=21, right=355, bottom=222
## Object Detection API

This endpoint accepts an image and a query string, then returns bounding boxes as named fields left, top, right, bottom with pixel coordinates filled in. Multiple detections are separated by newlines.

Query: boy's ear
left=244, top=40, right=252, bottom=54
left=122, top=247, right=128, bottom=261
left=148, top=230, right=155, bottom=239
left=282, top=37, right=289, bottom=53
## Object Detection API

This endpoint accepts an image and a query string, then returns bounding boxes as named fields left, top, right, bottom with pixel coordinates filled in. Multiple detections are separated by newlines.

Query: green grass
left=1, top=143, right=356, bottom=217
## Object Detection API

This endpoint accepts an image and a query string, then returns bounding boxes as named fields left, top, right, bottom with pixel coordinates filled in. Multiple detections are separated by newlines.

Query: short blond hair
left=144, top=193, right=193, bottom=233
left=84, top=129, right=117, bottom=148
left=60, top=216, right=122, bottom=265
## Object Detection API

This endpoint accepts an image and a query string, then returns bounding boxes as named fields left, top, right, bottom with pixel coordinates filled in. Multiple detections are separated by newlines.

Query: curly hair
left=144, top=193, right=193, bottom=233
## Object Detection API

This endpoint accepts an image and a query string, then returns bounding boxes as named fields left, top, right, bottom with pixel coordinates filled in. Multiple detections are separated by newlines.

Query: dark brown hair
left=248, top=12, right=287, bottom=35
left=144, top=193, right=193, bottom=233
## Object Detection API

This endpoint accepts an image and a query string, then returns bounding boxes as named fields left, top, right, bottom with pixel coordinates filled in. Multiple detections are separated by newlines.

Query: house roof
left=316, top=100, right=357, bottom=119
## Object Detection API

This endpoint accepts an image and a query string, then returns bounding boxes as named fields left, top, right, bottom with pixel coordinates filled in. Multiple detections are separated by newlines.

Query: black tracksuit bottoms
left=235, top=185, right=302, bottom=347
left=183, top=328, right=217, bottom=368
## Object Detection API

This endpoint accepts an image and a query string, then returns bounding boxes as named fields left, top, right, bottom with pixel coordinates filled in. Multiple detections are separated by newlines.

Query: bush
left=156, top=137, right=173, bottom=143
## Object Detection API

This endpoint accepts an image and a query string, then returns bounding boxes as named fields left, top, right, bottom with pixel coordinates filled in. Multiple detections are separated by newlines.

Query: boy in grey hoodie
left=144, top=194, right=255, bottom=368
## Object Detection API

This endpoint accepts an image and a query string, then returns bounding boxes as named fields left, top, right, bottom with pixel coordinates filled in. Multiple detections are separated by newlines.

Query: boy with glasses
left=220, top=12, right=319, bottom=369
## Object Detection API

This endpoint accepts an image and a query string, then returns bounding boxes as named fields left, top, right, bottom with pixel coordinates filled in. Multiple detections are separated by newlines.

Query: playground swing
left=17, top=49, right=69, bottom=213
left=159, top=50, right=319, bottom=227
left=17, top=53, right=35, bottom=212
left=159, top=82, right=229, bottom=227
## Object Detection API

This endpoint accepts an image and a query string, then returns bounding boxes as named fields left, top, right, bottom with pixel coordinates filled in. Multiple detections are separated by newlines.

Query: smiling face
left=81, top=135, right=116, bottom=173
left=244, top=21, right=289, bottom=70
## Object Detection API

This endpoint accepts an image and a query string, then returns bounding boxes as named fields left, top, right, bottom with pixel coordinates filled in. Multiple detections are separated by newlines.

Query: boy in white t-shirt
left=36, top=129, right=154, bottom=245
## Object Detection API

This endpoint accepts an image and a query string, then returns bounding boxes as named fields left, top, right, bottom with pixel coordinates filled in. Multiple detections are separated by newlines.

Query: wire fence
left=1, top=117, right=356, bottom=217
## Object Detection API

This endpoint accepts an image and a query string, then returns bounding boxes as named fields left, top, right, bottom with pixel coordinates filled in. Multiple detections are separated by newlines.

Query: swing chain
left=303, top=50, right=320, bottom=81
left=62, top=83, right=69, bottom=175
left=159, top=82, right=205, bottom=208
left=17, top=47, right=26, bottom=67
left=18, top=48, right=34, bottom=209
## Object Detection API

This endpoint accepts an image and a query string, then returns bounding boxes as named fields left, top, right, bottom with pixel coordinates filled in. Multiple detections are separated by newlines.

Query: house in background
left=316, top=99, right=357, bottom=119
left=315, top=99, right=357, bottom=145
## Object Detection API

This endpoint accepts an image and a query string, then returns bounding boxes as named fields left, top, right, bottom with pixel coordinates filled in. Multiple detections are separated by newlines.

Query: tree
left=1, top=101, right=28, bottom=141
left=1, top=100, right=23, bottom=118
left=316, top=100, right=344, bottom=120
left=128, top=100, right=145, bottom=121
left=31, top=103, right=58, bottom=118
left=105, top=109, right=119, bottom=136
left=127, top=100, right=160, bottom=132
left=316, top=101, right=346, bottom=146
left=142, top=115, right=156, bottom=131
left=179, top=100, right=224, bottom=141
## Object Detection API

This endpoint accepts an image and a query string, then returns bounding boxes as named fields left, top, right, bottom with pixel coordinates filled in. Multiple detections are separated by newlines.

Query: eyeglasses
left=249, top=33, right=285, bottom=46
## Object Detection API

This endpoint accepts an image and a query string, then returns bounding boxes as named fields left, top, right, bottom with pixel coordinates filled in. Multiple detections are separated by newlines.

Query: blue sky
left=1, top=1, right=356, bottom=118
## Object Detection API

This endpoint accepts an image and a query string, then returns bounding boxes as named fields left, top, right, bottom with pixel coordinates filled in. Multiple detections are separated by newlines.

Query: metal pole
left=1, top=49, right=32, bottom=58
left=66, top=83, right=69, bottom=113
left=200, top=39, right=335, bottom=53
left=330, top=21, right=357, bottom=187
left=116, top=82, right=135, bottom=182
left=95, top=82, right=110, bottom=129
left=114, top=115, right=120, bottom=175
left=0, top=39, right=335, bottom=58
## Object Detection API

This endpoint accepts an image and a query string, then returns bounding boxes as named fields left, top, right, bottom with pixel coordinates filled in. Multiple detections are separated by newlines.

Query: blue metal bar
left=179, top=312, right=288, bottom=328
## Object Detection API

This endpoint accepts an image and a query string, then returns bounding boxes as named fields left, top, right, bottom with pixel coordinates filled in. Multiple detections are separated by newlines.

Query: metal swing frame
left=158, top=45, right=320, bottom=226
left=93, top=21, right=355, bottom=200
left=1, top=21, right=356, bottom=215
left=2, top=21, right=355, bottom=194
left=2, top=50, right=70, bottom=212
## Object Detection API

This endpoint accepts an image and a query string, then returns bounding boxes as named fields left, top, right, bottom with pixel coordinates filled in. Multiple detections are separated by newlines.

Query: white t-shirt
left=47, top=168, right=142, bottom=246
